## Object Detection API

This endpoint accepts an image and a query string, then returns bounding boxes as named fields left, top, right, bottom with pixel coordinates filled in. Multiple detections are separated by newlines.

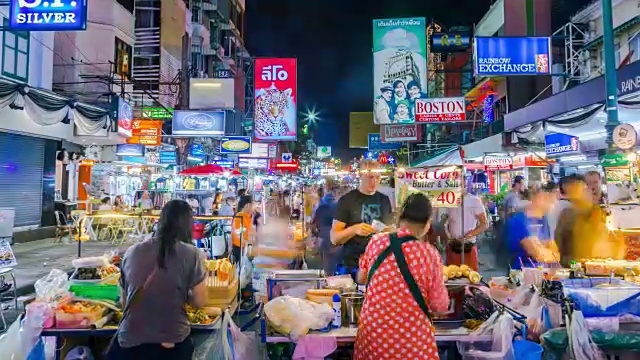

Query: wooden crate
left=205, top=277, right=238, bottom=308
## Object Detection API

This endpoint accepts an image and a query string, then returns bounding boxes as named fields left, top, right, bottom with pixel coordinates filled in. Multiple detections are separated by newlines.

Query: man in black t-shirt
left=331, top=160, right=393, bottom=271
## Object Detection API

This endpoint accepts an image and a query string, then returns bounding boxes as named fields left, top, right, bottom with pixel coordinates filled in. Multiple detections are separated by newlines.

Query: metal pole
left=602, top=0, right=620, bottom=149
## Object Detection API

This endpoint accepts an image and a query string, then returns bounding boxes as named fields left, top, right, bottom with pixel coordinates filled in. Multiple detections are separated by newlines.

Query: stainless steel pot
left=341, top=292, right=364, bottom=327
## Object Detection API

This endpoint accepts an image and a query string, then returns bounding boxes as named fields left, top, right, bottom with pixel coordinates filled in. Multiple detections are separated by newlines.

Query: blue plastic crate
left=561, top=278, right=640, bottom=317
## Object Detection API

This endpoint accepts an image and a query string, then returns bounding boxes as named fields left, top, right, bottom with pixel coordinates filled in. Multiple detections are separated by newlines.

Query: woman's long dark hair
left=156, top=199, right=194, bottom=268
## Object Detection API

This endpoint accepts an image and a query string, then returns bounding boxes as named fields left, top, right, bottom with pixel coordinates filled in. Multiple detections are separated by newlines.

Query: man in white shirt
left=443, top=191, right=488, bottom=271
left=186, top=194, right=200, bottom=214
left=137, top=191, right=153, bottom=210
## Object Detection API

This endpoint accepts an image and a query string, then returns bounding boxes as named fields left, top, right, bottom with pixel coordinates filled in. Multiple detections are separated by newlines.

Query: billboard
left=368, top=133, right=402, bottom=151
left=9, top=0, right=88, bottom=31
left=317, top=146, right=331, bottom=159
left=190, top=78, right=235, bottom=109
left=172, top=110, right=225, bottom=136
left=373, top=18, right=427, bottom=124
left=114, top=96, right=133, bottom=138
left=381, top=124, right=421, bottom=142
left=545, top=133, right=579, bottom=156
left=242, top=142, right=275, bottom=158
left=415, top=97, right=466, bottom=123
left=254, top=58, right=297, bottom=141
left=430, top=32, right=471, bottom=53
left=239, top=157, right=268, bottom=169
left=349, top=112, right=380, bottom=148
left=220, top=136, right=252, bottom=154
left=474, top=37, right=551, bottom=76
left=128, top=120, right=162, bottom=146
left=116, top=144, right=144, bottom=157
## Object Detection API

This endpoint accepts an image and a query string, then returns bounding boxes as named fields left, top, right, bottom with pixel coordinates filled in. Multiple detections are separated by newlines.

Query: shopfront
left=483, top=153, right=549, bottom=192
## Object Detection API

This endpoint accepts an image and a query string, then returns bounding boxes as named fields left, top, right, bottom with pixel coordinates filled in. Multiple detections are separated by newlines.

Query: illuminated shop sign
left=10, top=0, right=88, bottom=31
left=474, top=37, right=551, bottom=76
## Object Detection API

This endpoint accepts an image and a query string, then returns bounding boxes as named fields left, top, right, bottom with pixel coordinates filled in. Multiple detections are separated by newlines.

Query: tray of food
left=443, top=265, right=482, bottom=285
left=186, top=304, right=220, bottom=329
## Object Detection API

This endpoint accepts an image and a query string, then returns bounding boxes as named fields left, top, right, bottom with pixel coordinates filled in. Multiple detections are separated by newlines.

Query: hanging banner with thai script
left=395, top=166, right=463, bottom=208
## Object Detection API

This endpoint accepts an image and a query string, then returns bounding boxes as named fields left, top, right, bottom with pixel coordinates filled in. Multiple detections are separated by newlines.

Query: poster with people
left=395, top=167, right=463, bottom=208
left=372, top=18, right=427, bottom=125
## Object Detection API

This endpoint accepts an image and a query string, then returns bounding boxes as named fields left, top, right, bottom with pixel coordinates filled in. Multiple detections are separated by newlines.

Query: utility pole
left=602, top=0, right=620, bottom=150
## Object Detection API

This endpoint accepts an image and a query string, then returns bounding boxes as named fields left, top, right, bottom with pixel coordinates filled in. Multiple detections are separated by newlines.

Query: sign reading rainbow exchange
left=474, top=37, right=551, bottom=76
left=10, top=0, right=87, bottom=31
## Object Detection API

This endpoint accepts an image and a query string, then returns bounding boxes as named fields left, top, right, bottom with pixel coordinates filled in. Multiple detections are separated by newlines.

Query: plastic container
left=513, top=340, right=543, bottom=360
left=561, top=278, right=640, bottom=317
left=55, top=305, right=106, bottom=328
left=69, top=283, right=120, bottom=302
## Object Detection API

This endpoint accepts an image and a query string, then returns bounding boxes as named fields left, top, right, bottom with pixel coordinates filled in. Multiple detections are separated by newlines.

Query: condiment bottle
left=332, top=294, right=342, bottom=328
left=624, top=267, right=636, bottom=283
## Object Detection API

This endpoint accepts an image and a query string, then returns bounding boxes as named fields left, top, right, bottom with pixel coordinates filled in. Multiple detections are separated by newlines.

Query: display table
left=41, top=318, right=223, bottom=360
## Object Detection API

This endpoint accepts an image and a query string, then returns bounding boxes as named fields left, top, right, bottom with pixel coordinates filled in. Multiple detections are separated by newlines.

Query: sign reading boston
left=10, top=0, right=88, bottom=31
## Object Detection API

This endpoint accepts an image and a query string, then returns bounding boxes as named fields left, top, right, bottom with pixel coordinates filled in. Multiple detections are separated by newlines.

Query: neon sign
left=9, top=0, right=88, bottom=31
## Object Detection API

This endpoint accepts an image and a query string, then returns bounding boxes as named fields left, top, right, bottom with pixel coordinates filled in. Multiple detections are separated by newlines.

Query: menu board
left=0, top=239, right=17, bottom=267
left=395, top=166, right=463, bottom=208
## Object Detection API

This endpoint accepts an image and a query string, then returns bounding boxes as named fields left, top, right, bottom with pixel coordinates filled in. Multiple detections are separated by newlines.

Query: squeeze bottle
left=332, top=293, right=342, bottom=328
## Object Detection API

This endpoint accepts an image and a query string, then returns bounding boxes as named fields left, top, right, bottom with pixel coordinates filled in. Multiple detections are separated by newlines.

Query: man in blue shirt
left=504, top=183, right=559, bottom=269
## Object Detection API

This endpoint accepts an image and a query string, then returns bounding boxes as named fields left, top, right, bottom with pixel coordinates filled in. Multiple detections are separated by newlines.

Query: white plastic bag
left=229, top=314, right=260, bottom=360
left=210, top=236, right=227, bottom=257
left=239, top=246, right=253, bottom=289
left=34, top=269, right=70, bottom=304
left=0, top=312, right=44, bottom=360
left=264, top=296, right=335, bottom=339
left=457, top=312, right=515, bottom=360
left=64, top=346, right=94, bottom=360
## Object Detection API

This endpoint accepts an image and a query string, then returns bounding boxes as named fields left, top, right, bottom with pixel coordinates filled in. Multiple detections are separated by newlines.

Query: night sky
left=245, top=0, right=492, bottom=160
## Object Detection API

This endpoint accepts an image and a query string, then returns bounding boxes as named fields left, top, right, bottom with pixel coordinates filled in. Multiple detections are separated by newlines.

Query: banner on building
left=430, top=32, right=471, bottom=53
left=368, top=134, right=402, bottom=151
left=415, top=97, right=465, bottom=123
left=381, top=124, right=421, bottom=142
left=254, top=58, right=297, bottom=141
left=128, top=120, right=162, bottom=146
left=9, top=0, right=88, bottom=31
left=172, top=110, right=225, bottom=136
left=395, top=167, right=463, bottom=208
left=373, top=18, right=427, bottom=124
left=474, top=37, right=552, bottom=76
left=349, top=112, right=380, bottom=148
left=545, top=133, right=580, bottom=156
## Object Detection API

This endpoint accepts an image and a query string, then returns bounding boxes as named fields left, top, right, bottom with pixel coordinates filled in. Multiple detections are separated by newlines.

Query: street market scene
left=2, top=0, right=640, bottom=359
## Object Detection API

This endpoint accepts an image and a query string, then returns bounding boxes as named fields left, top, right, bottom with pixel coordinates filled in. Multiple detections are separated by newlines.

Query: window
left=192, top=7, right=201, bottom=23
left=134, top=56, right=160, bottom=67
left=630, top=33, right=640, bottom=63
left=116, top=0, right=134, bottom=13
left=600, top=42, right=622, bottom=69
left=2, top=18, right=29, bottom=82
left=135, top=9, right=160, bottom=28
left=114, top=37, right=133, bottom=80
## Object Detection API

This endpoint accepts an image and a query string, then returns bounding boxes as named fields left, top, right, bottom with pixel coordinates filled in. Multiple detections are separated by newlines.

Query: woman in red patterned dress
left=355, top=193, right=449, bottom=360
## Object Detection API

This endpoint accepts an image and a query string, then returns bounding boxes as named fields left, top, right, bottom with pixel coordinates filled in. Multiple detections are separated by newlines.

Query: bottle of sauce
left=624, top=267, right=636, bottom=283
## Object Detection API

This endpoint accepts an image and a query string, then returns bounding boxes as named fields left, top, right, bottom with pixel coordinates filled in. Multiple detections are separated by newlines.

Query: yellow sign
left=349, top=112, right=379, bottom=148
left=222, top=139, right=251, bottom=152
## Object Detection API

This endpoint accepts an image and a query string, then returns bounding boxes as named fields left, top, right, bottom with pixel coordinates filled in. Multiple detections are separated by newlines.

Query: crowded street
left=2, top=0, right=640, bottom=359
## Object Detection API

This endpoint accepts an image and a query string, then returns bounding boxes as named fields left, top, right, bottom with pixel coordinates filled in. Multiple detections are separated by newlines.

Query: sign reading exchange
left=10, top=0, right=88, bottom=31
left=172, top=110, right=225, bottom=137
left=474, top=37, right=551, bottom=76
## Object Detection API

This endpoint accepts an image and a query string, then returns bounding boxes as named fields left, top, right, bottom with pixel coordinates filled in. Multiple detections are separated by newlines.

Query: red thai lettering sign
left=380, top=124, right=421, bottom=143
left=254, top=58, right=297, bottom=141
left=415, top=97, right=465, bottom=122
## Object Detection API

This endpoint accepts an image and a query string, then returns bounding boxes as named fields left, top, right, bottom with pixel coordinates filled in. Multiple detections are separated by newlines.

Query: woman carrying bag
left=355, top=193, right=449, bottom=360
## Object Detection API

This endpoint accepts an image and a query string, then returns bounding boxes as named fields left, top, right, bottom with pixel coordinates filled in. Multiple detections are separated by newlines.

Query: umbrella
left=179, top=164, right=224, bottom=176
left=221, top=168, right=243, bottom=176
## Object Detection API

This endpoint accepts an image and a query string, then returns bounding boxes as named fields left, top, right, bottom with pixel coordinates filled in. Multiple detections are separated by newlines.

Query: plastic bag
left=72, top=256, right=110, bottom=269
left=34, top=269, right=70, bottom=304
left=210, top=235, right=227, bottom=257
left=0, top=312, right=44, bottom=360
left=264, top=296, right=335, bottom=339
left=569, top=311, right=605, bottom=360
left=193, top=312, right=232, bottom=360
left=239, top=246, right=253, bottom=289
left=229, top=315, right=260, bottom=360
left=64, top=346, right=94, bottom=360
left=457, top=312, right=515, bottom=360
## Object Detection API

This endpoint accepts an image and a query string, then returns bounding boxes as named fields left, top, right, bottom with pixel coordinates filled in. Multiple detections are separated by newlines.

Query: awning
left=582, top=16, right=640, bottom=50
left=461, top=134, right=503, bottom=160
left=411, top=146, right=463, bottom=167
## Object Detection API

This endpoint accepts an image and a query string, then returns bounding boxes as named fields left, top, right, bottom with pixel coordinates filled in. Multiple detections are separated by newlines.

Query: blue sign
left=545, top=133, right=580, bottom=156
left=212, top=159, right=234, bottom=168
left=10, top=0, right=88, bottom=31
left=368, top=134, right=401, bottom=151
left=172, top=110, right=225, bottom=136
left=364, top=151, right=379, bottom=160
left=431, top=32, right=471, bottom=52
left=387, top=155, right=396, bottom=165
left=474, top=37, right=551, bottom=76
left=116, top=144, right=144, bottom=157
left=312, top=168, right=321, bottom=176
left=220, top=136, right=252, bottom=154
left=159, top=151, right=177, bottom=165
left=191, top=143, right=205, bottom=156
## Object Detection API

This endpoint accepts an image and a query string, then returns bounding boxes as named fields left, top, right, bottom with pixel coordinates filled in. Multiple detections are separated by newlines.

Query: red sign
left=128, top=120, right=162, bottom=146
left=381, top=124, right=421, bottom=143
left=483, top=156, right=513, bottom=171
left=254, top=58, right=297, bottom=141
left=274, top=161, right=299, bottom=171
left=415, top=97, right=465, bottom=122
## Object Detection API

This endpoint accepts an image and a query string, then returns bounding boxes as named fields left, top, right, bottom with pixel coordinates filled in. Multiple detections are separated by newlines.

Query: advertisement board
left=254, top=58, right=297, bottom=141
left=349, top=112, right=380, bottom=148
left=190, top=78, right=235, bottom=109
left=115, top=97, right=133, bottom=138
left=415, top=97, right=465, bottom=123
left=317, top=146, right=331, bottom=159
left=368, top=133, right=402, bottom=151
left=159, top=151, right=177, bottom=165
left=172, top=110, right=225, bottom=136
left=142, top=107, right=173, bottom=119
left=483, top=155, right=513, bottom=171
left=128, top=120, right=162, bottom=146
left=242, top=142, right=272, bottom=158
left=9, top=0, right=88, bottom=31
left=220, top=136, right=252, bottom=154
left=474, top=37, right=551, bottom=76
left=430, top=32, right=471, bottom=52
left=395, top=167, right=463, bottom=208
left=212, top=159, right=234, bottom=168
left=373, top=18, right=427, bottom=124
left=238, top=157, right=268, bottom=169
left=381, top=124, right=421, bottom=143
left=545, top=133, right=580, bottom=156
left=116, top=144, right=144, bottom=157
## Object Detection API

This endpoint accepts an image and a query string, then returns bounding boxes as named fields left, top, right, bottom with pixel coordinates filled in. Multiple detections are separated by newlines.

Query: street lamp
left=302, top=106, right=321, bottom=126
